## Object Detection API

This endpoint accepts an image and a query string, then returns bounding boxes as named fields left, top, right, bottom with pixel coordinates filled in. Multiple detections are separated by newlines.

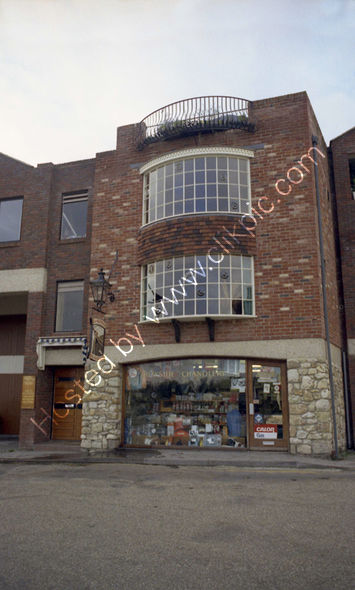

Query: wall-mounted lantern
left=90, top=268, right=115, bottom=313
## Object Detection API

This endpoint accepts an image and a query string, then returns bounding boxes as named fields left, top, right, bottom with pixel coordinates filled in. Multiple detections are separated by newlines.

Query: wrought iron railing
left=137, top=95, right=254, bottom=148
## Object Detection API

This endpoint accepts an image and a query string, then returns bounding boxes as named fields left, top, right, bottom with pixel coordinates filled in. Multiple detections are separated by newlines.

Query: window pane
left=185, top=300, right=195, bottom=315
left=208, top=299, right=219, bottom=314
left=166, top=164, right=173, bottom=176
left=232, top=299, right=242, bottom=314
left=166, top=203, right=173, bottom=216
left=218, top=171, right=227, bottom=183
left=165, top=189, right=173, bottom=203
left=243, top=301, right=253, bottom=315
left=185, top=186, right=194, bottom=199
left=207, top=170, right=216, bottom=183
left=196, top=199, right=205, bottom=212
left=165, top=176, right=173, bottom=189
left=206, top=157, right=216, bottom=169
left=218, top=184, right=228, bottom=197
left=229, top=158, right=238, bottom=171
left=174, top=201, right=183, bottom=214
left=241, top=199, right=249, bottom=213
left=56, top=282, right=83, bottom=332
left=195, top=158, right=205, bottom=170
left=207, top=184, right=216, bottom=197
left=218, top=198, right=228, bottom=211
left=196, top=299, right=206, bottom=314
left=185, top=199, right=194, bottom=213
left=207, top=198, right=217, bottom=211
left=0, top=198, right=23, bottom=242
left=185, top=172, right=194, bottom=185
left=175, top=187, right=183, bottom=200
left=175, top=174, right=183, bottom=187
left=220, top=299, right=230, bottom=314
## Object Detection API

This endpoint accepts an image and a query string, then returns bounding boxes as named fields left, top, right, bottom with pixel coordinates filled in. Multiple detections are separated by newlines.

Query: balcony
left=137, top=95, right=254, bottom=149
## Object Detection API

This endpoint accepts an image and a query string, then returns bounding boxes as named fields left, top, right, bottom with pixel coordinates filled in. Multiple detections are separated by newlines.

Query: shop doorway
left=247, top=361, right=289, bottom=450
left=52, top=368, right=83, bottom=440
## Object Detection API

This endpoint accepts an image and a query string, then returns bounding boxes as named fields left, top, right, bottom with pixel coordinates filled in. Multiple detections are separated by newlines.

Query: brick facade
left=0, top=155, right=94, bottom=446
left=0, top=91, right=353, bottom=455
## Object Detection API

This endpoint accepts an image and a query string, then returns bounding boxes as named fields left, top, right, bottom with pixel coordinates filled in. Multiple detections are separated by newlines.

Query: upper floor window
left=55, top=281, right=84, bottom=332
left=141, top=254, right=254, bottom=321
left=140, top=148, right=253, bottom=225
left=61, top=190, right=88, bottom=239
left=0, top=197, right=23, bottom=242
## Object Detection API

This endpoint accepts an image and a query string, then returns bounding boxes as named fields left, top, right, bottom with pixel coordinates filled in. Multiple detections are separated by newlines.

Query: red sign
left=254, top=424, right=278, bottom=439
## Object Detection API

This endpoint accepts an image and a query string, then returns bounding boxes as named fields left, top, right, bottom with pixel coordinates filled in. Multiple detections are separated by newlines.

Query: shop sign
left=254, top=424, right=277, bottom=439
left=21, top=375, right=36, bottom=409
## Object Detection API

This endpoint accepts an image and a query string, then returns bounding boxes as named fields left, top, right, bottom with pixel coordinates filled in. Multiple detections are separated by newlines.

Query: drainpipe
left=312, top=135, right=339, bottom=458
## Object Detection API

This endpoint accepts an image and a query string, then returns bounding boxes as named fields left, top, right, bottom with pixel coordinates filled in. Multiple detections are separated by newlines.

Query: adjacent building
left=0, top=91, right=353, bottom=455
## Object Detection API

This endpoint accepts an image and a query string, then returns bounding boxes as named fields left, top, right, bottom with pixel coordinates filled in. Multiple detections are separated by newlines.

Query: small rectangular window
left=61, top=191, right=88, bottom=239
left=56, top=281, right=84, bottom=332
left=0, top=197, right=23, bottom=242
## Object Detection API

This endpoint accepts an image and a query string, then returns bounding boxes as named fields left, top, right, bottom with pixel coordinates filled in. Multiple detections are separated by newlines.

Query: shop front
left=123, top=358, right=288, bottom=450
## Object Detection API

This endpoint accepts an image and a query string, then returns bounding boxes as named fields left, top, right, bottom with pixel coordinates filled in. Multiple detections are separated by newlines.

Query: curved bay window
left=141, top=254, right=254, bottom=321
left=141, top=149, right=253, bottom=225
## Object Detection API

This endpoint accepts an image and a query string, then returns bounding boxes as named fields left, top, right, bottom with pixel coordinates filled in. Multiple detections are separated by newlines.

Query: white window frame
left=140, top=147, right=254, bottom=226
left=140, top=255, right=255, bottom=322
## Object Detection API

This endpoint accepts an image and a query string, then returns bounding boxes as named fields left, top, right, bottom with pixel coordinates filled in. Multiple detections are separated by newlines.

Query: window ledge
left=0, top=241, right=20, bottom=248
left=139, top=315, right=256, bottom=324
left=58, top=237, right=87, bottom=245
left=140, top=211, right=250, bottom=230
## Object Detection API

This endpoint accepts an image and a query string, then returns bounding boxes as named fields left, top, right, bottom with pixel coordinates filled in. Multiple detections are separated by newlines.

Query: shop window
left=0, top=197, right=23, bottom=242
left=125, top=358, right=247, bottom=448
left=55, top=281, right=84, bottom=332
left=60, top=191, right=88, bottom=239
left=141, top=149, right=252, bottom=224
left=141, top=254, right=254, bottom=321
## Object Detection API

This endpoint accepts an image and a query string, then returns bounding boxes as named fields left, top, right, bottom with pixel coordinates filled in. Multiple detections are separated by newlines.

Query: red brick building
left=0, top=91, right=353, bottom=455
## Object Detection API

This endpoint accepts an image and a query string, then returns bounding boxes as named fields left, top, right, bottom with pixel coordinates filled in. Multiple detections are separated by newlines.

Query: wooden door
left=247, top=361, right=289, bottom=450
left=0, top=374, right=22, bottom=434
left=52, top=368, right=83, bottom=440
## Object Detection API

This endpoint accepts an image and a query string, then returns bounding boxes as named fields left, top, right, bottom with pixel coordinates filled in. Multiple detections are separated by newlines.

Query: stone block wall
left=287, top=359, right=346, bottom=455
left=81, top=358, right=122, bottom=451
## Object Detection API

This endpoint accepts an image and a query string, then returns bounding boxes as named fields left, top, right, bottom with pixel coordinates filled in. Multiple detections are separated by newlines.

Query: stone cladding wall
left=287, top=358, right=346, bottom=455
left=81, top=359, right=122, bottom=451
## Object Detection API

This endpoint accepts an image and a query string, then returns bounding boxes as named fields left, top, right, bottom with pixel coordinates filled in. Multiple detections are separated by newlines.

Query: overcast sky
left=1, top=0, right=354, bottom=165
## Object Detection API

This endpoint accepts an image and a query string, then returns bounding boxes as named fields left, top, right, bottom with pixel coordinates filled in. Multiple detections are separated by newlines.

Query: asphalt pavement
left=0, top=462, right=354, bottom=590
left=0, top=437, right=354, bottom=470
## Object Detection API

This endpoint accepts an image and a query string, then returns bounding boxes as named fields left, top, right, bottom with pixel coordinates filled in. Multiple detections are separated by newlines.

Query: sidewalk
left=1, top=438, right=354, bottom=469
